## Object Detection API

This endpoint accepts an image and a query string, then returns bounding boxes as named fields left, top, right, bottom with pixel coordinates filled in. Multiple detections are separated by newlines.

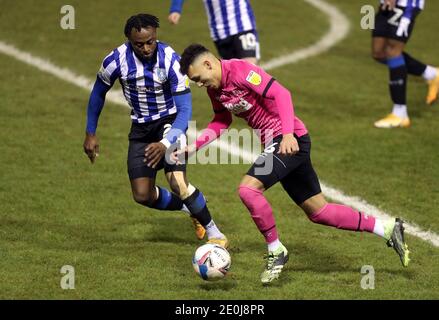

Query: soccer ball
left=192, top=243, right=231, bottom=281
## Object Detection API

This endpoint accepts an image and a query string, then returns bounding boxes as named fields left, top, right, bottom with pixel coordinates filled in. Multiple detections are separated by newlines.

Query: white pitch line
left=261, top=0, right=350, bottom=71
left=1, top=1, right=439, bottom=248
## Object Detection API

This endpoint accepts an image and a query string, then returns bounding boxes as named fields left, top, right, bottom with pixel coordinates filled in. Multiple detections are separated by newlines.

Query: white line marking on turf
left=1, top=1, right=439, bottom=248
left=261, top=0, right=350, bottom=71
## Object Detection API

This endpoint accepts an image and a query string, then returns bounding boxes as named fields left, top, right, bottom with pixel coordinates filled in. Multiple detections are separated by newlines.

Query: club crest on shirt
left=246, top=70, right=261, bottom=86
left=157, top=68, right=167, bottom=82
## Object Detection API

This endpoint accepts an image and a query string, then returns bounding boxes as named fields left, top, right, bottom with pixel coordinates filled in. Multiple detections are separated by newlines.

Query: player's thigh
left=280, top=156, right=322, bottom=210
left=371, top=37, right=388, bottom=60
left=127, top=119, right=175, bottom=181
left=372, top=6, right=393, bottom=39
left=246, top=134, right=310, bottom=191
left=127, top=139, right=161, bottom=181
left=385, top=38, right=406, bottom=57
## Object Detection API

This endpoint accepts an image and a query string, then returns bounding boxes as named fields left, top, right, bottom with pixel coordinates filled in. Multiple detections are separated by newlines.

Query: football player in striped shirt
left=179, top=44, right=410, bottom=284
left=372, top=0, right=439, bottom=128
left=168, top=0, right=260, bottom=64
left=83, top=14, right=228, bottom=248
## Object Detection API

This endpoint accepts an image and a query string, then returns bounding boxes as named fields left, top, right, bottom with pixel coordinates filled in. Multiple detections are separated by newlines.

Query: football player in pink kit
left=178, top=44, right=410, bottom=284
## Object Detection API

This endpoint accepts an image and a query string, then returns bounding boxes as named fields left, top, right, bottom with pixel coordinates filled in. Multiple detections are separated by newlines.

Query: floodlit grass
left=0, top=0, right=438, bottom=299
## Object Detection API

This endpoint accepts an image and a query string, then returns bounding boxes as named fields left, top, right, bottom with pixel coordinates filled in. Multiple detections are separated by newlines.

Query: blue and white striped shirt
left=98, top=41, right=189, bottom=123
left=379, top=0, right=425, bottom=19
left=170, top=0, right=257, bottom=41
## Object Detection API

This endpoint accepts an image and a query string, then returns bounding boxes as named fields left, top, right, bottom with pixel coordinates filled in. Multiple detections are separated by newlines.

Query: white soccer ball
left=192, top=243, right=231, bottom=281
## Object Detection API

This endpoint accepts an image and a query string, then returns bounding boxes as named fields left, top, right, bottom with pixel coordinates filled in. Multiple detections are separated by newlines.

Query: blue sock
left=387, top=55, right=407, bottom=105
left=183, top=189, right=212, bottom=226
left=152, top=186, right=184, bottom=211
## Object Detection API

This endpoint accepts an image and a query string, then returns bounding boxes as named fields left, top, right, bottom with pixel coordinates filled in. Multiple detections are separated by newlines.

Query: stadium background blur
left=0, top=0, right=438, bottom=299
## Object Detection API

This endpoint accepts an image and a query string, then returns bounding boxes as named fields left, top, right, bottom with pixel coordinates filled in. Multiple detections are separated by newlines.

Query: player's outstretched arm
left=83, top=77, right=111, bottom=164
left=168, top=0, right=185, bottom=25
left=195, top=109, right=232, bottom=151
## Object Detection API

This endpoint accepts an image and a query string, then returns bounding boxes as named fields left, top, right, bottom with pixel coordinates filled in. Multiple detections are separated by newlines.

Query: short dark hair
left=124, top=14, right=159, bottom=37
left=180, top=44, right=210, bottom=75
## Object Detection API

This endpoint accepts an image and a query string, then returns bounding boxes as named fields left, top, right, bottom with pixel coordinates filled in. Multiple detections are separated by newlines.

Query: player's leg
left=128, top=146, right=187, bottom=212
left=402, top=52, right=439, bottom=105
left=393, top=8, right=439, bottom=104
left=165, top=170, right=228, bottom=246
left=371, top=37, right=388, bottom=64
left=239, top=174, right=280, bottom=251
left=127, top=121, right=189, bottom=213
left=164, top=170, right=204, bottom=240
left=371, top=4, right=392, bottom=65
left=374, top=38, right=412, bottom=128
left=299, top=193, right=409, bottom=267
left=402, top=50, right=439, bottom=104
left=372, top=5, right=410, bottom=128
left=239, top=174, right=289, bottom=285
left=239, top=136, right=311, bottom=284
left=281, top=151, right=409, bottom=267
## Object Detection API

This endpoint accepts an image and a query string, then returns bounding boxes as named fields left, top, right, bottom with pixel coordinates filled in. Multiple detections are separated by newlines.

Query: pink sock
left=238, top=185, right=279, bottom=243
left=309, top=203, right=376, bottom=233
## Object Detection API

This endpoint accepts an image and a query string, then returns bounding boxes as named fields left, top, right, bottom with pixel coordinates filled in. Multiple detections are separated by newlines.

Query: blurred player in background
left=83, top=14, right=228, bottom=248
left=179, top=44, right=410, bottom=284
left=372, top=0, right=439, bottom=128
left=168, top=0, right=260, bottom=64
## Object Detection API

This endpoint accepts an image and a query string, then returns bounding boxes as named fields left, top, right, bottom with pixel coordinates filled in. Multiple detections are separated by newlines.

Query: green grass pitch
left=0, top=0, right=438, bottom=299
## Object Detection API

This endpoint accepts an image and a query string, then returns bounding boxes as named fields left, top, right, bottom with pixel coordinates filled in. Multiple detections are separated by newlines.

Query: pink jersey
left=196, top=59, right=308, bottom=149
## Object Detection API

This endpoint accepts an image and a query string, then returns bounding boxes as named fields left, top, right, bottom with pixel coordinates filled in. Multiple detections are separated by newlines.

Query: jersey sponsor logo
left=135, top=85, right=163, bottom=93
left=185, top=77, right=190, bottom=88
left=232, top=89, right=245, bottom=96
left=223, top=98, right=253, bottom=114
left=246, top=70, right=262, bottom=86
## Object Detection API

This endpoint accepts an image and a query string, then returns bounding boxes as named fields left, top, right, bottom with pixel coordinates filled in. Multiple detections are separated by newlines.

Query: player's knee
left=372, top=50, right=386, bottom=62
left=132, top=189, right=155, bottom=207
left=385, top=45, right=403, bottom=58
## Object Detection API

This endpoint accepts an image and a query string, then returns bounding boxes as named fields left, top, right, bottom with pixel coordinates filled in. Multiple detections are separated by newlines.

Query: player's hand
left=170, top=144, right=196, bottom=165
left=168, top=12, right=181, bottom=25
left=144, top=142, right=167, bottom=168
left=396, top=17, right=411, bottom=37
left=83, top=133, right=99, bottom=164
left=278, top=133, right=299, bottom=156
left=170, top=146, right=186, bottom=165
left=381, top=0, right=396, bottom=10
left=186, top=144, right=197, bottom=159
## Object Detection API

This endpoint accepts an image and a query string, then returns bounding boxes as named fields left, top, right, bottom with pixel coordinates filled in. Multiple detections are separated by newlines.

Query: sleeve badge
left=246, top=70, right=262, bottom=86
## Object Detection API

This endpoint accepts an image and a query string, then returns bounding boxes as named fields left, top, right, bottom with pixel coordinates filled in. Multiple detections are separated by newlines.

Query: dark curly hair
left=124, top=14, right=159, bottom=37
